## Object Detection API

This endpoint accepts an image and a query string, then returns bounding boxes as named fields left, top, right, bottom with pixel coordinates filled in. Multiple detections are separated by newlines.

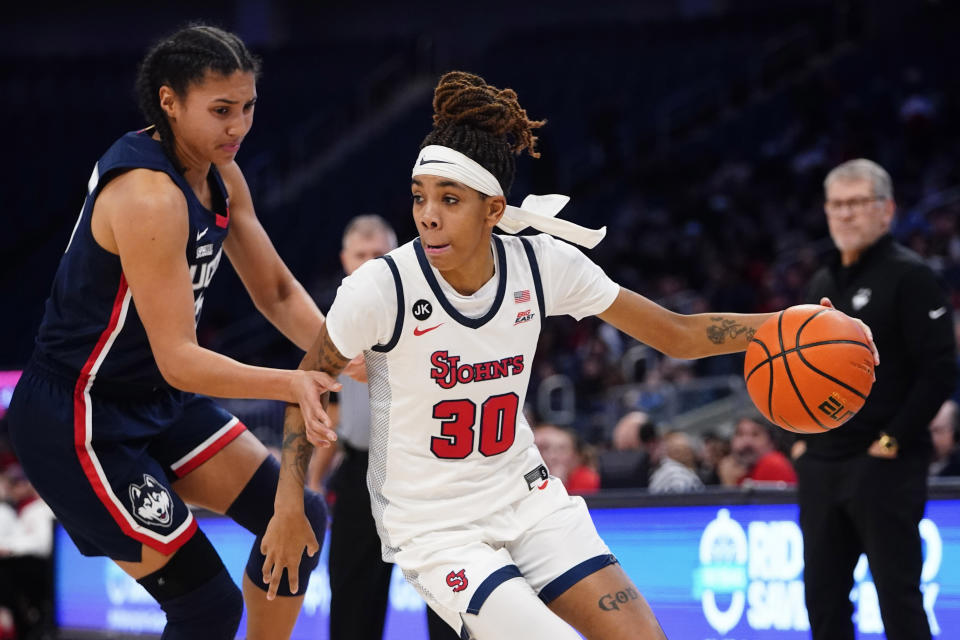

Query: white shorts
left=393, top=477, right=617, bottom=633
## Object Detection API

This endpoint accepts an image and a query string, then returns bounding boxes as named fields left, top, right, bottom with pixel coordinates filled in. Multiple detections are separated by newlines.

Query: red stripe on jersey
left=215, top=204, right=229, bottom=229
left=72, top=274, right=196, bottom=555
left=172, top=420, right=247, bottom=478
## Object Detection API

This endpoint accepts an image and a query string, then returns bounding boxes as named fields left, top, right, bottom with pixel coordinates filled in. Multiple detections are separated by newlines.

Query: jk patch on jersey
left=524, top=464, right=549, bottom=490
left=196, top=243, right=214, bottom=259
left=413, top=299, right=433, bottom=321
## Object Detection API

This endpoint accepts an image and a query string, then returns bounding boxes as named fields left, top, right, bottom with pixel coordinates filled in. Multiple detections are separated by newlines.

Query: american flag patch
left=514, top=290, right=531, bottom=304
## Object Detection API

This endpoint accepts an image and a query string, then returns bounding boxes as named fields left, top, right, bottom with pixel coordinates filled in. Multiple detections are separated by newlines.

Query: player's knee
left=226, top=454, right=281, bottom=534
left=460, top=577, right=580, bottom=640
left=137, top=530, right=243, bottom=640
left=302, top=488, right=327, bottom=558
left=293, top=489, right=327, bottom=578
left=243, top=488, right=327, bottom=597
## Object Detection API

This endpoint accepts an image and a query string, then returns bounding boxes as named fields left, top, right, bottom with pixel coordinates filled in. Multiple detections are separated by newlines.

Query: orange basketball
left=743, top=304, right=875, bottom=434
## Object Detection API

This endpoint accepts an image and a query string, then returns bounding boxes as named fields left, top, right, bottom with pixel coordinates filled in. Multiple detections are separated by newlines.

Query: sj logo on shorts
left=446, top=569, right=469, bottom=593
left=128, top=474, right=173, bottom=527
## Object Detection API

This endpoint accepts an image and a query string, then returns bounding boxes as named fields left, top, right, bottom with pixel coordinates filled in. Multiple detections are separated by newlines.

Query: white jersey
left=325, top=234, right=619, bottom=555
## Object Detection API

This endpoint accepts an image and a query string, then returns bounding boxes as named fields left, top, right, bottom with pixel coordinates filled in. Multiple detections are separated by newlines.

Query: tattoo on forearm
left=598, top=586, right=640, bottom=612
left=706, top=316, right=756, bottom=344
left=315, top=325, right=350, bottom=375
left=277, top=324, right=346, bottom=485
left=281, top=428, right=313, bottom=483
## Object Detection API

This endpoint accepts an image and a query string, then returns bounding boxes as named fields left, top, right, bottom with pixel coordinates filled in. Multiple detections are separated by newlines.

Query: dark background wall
left=3, top=0, right=957, bottom=435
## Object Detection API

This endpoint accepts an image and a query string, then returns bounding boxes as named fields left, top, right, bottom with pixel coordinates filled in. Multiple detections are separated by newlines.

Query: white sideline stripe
left=170, top=417, right=240, bottom=472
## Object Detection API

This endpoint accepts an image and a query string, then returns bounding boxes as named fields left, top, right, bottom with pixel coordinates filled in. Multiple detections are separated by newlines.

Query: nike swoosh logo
left=419, top=158, right=454, bottom=166
left=413, top=323, right=444, bottom=336
left=196, top=227, right=209, bottom=241
left=929, top=306, right=947, bottom=320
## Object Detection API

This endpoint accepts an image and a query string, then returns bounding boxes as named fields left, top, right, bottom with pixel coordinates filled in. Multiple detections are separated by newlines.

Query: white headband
left=412, top=145, right=606, bottom=249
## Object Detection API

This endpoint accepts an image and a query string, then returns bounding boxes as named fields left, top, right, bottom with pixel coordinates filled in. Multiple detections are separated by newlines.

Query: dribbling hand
left=819, top=297, right=880, bottom=369
left=291, top=370, right=340, bottom=447
left=260, top=509, right=319, bottom=600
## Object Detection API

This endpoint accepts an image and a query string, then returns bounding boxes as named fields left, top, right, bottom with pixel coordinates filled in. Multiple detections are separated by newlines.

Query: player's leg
left=395, top=536, right=579, bottom=640
left=426, top=602, right=462, bottom=640
left=119, top=531, right=244, bottom=640
left=162, top=396, right=325, bottom=639
left=6, top=370, right=242, bottom=639
left=460, top=576, right=583, bottom=640
left=853, top=455, right=931, bottom=640
left=508, top=481, right=665, bottom=639
left=795, top=454, right=861, bottom=640
left=327, top=446, right=393, bottom=640
left=546, top=563, right=666, bottom=639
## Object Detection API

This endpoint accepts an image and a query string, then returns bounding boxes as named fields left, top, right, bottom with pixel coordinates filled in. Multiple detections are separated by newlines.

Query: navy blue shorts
left=7, top=357, right=247, bottom=562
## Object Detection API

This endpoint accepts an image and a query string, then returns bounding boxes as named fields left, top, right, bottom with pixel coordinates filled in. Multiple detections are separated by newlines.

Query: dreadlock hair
left=420, top=71, right=545, bottom=196
left=135, top=24, right=260, bottom=173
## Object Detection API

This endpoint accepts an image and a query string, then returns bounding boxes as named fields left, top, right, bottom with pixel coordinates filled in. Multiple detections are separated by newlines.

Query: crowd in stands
left=527, top=398, right=960, bottom=496
left=0, top=419, right=54, bottom=640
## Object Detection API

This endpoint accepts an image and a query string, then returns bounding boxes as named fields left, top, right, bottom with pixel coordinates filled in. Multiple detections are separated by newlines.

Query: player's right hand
left=291, top=370, right=340, bottom=447
left=260, top=509, right=319, bottom=600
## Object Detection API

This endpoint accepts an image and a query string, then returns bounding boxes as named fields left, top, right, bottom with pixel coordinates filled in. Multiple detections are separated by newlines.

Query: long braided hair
left=421, top=71, right=545, bottom=196
left=135, top=24, right=260, bottom=172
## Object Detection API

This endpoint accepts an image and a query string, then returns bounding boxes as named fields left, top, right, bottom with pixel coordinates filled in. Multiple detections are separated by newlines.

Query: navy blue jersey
left=35, top=130, right=230, bottom=391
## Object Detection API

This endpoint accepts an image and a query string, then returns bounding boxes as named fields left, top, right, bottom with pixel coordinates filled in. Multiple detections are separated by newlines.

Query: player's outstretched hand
left=291, top=370, right=340, bottom=447
left=820, top=297, right=880, bottom=368
left=343, top=353, right=368, bottom=383
left=260, top=509, right=319, bottom=600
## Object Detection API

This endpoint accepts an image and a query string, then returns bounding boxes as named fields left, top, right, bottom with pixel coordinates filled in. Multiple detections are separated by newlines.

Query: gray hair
left=342, top=214, right=397, bottom=250
left=823, top=159, right=894, bottom=201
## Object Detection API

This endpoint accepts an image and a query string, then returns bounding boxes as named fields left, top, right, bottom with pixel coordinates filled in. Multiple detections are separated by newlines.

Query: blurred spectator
left=929, top=399, right=960, bottom=476
left=533, top=424, right=600, bottom=495
left=719, top=413, right=797, bottom=487
left=611, top=411, right=657, bottom=453
left=598, top=412, right=655, bottom=489
left=648, top=431, right=705, bottom=494
left=698, top=430, right=731, bottom=485
left=0, top=462, right=55, bottom=640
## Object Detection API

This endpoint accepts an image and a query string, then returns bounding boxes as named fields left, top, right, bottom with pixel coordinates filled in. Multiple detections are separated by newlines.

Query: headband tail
left=498, top=205, right=607, bottom=249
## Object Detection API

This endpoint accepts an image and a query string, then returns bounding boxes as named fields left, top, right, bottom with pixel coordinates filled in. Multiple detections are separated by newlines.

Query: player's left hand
left=343, top=353, right=367, bottom=383
left=260, top=509, right=319, bottom=600
left=820, top=297, right=880, bottom=369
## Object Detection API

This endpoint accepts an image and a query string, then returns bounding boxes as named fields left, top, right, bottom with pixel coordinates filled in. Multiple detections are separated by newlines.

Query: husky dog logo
left=128, top=474, right=173, bottom=527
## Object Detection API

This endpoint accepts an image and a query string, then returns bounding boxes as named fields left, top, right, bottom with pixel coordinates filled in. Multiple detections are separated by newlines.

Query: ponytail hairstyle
left=420, top=71, right=545, bottom=196
left=135, top=24, right=260, bottom=172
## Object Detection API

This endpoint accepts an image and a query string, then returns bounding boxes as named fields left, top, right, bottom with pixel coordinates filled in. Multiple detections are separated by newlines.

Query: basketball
left=743, top=304, right=875, bottom=433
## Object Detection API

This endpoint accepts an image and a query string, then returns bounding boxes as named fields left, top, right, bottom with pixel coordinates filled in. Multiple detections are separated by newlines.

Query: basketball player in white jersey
left=261, top=72, right=878, bottom=639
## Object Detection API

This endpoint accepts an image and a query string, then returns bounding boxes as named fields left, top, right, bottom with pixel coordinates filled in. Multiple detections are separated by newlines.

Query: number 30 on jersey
left=430, top=392, right=519, bottom=459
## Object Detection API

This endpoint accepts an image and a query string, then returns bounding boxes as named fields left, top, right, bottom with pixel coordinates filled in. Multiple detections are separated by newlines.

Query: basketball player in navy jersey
left=261, top=72, right=878, bottom=639
left=6, top=25, right=336, bottom=639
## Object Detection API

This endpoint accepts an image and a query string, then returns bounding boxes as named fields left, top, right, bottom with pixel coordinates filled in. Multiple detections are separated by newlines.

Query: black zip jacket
left=802, top=234, right=957, bottom=459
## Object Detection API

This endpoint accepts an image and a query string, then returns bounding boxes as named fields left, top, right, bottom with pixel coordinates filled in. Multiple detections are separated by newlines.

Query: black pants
left=0, top=555, right=53, bottom=640
left=796, top=452, right=930, bottom=640
left=328, top=446, right=458, bottom=640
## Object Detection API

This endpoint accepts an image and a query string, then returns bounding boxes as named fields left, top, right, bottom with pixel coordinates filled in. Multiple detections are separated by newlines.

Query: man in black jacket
left=796, top=159, right=957, bottom=640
